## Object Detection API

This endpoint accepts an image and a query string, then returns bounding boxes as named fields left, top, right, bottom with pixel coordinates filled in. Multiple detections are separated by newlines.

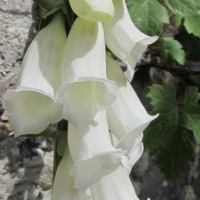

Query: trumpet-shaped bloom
left=69, top=0, right=114, bottom=22
left=68, top=111, right=126, bottom=191
left=57, top=18, right=117, bottom=127
left=121, top=143, right=144, bottom=174
left=103, top=0, right=158, bottom=81
left=3, top=14, right=66, bottom=136
left=52, top=148, right=92, bottom=200
left=90, top=165, right=139, bottom=200
left=106, top=55, right=158, bottom=171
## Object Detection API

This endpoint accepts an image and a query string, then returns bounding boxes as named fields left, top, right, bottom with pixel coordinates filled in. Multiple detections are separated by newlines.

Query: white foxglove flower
left=57, top=18, right=117, bottom=127
left=106, top=55, right=158, bottom=171
left=121, top=143, right=144, bottom=174
left=69, top=0, right=114, bottom=22
left=52, top=148, right=91, bottom=200
left=68, top=111, right=126, bottom=191
left=103, top=0, right=158, bottom=81
left=90, top=165, right=139, bottom=200
left=3, top=14, right=66, bottom=136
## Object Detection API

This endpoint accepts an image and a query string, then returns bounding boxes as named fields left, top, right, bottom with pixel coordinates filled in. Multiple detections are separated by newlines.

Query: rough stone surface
left=0, top=0, right=32, bottom=76
left=0, top=137, right=53, bottom=200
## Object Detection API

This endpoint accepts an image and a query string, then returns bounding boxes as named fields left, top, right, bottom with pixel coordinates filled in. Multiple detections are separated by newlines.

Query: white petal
left=106, top=55, right=158, bottom=154
left=57, top=79, right=117, bottom=127
left=90, top=165, right=139, bottom=200
left=121, top=143, right=144, bottom=174
left=52, top=149, right=91, bottom=200
left=69, top=0, right=114, bottom=22
left=61, top=18, right=107, bottom=81
left=3, top=89, right=62, bottom=136
left=17, top=13, right=66, bottom=94
left=68, top=111, right=126, bottom=190
left=103, top=0, right=158, bottom=80
left=3, top=14, right=66, bottom=135
left=57, top=18, right=117, bottom=126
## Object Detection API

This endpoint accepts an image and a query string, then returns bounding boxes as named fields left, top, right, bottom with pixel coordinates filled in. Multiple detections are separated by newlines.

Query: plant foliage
left=32, top=0, right=200, bottom=182
left=144, top=83, right=198, bottom=180
left=126, top=0, right=169, bottom=35
left=158, top=37, right=185, bottom=66
left=125, top=0, right=200, bottom=181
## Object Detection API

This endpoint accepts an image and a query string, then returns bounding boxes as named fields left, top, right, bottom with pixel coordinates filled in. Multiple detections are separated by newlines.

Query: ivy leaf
left=179, top=87, right=200, bottom=143
left=144, top=83, right=196, bottom=180
left=158, top=37, right=185, bottom=66
left=184, top=15, right=200, bottom=37
left=164, top=0, right=200, bottom=16
left=126, top=0, right=169, bottom=35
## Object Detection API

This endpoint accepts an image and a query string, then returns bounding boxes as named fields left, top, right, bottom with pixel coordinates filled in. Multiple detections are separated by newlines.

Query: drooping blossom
left=103, top=0, right=158, bottom=81
left=68, top=111, right=126, bottom=191
left=106, top=54, right=158, bottom=173
left=3, top=13, right=66, bottom=136
left=69, top=0, right=114, bottom=22
left=57, top=17, right=117, bottom=127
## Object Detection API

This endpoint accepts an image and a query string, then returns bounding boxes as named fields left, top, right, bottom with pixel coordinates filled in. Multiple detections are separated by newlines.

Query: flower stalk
left=3, top=1, right=158, bottom=199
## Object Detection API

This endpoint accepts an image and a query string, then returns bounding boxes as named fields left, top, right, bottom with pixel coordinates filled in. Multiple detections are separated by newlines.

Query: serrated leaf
left=158, top=37, right=185, bottom=66
left=164, top=0, right=200, bottom=16
left=126, top=0, right=169, bottom=35
left=144, top=83, right=178, bottom=151
left=179, top=87, right=200, bottom=143
left=184, top=15, right=200, bottom=37
left=176, top=28, right=200, bottom=61
left=144, top=83, right=196, bottom=180
left=157, top=131, right=195, bottom=181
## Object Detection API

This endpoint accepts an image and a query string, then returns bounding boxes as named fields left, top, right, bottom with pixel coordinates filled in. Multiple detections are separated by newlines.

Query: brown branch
left=138, top=62, right=200, bottom=76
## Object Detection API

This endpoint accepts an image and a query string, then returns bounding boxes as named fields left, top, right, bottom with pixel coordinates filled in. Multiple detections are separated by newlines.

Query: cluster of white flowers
left=3, top=0, right=158, bottom=199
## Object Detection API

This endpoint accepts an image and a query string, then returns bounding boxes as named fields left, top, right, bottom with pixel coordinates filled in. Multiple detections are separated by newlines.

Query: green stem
left=52, top=120, right=68, bottom=182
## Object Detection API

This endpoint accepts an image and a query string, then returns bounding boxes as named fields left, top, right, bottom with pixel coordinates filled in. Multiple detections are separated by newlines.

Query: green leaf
left=179, top=87, right=200, bottom=143
left=144, top=83, right=179, bottom=154
left=126, top=0, right=169, bottom=35
left=33, top=0, right=62, bottom=9
left=188, top=75, right=200, bottom=89
left=157, top=131, right=195, bottom=181
left=176, top=28, right=200, bottom=61
left=144, top=83, right=197, bottom=180
left=53, top=120, right=68, bottom=181
left=41, top=4, right=62, bottom=19
left=164, top=0, right=200, bottom=16
left=174, top=14, right=183, bottom=28
left=55, top=130, right=68, bottom=157
left=184, top=15, right=200, bottom=37
left=158, top=37, right=185, bottom=66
